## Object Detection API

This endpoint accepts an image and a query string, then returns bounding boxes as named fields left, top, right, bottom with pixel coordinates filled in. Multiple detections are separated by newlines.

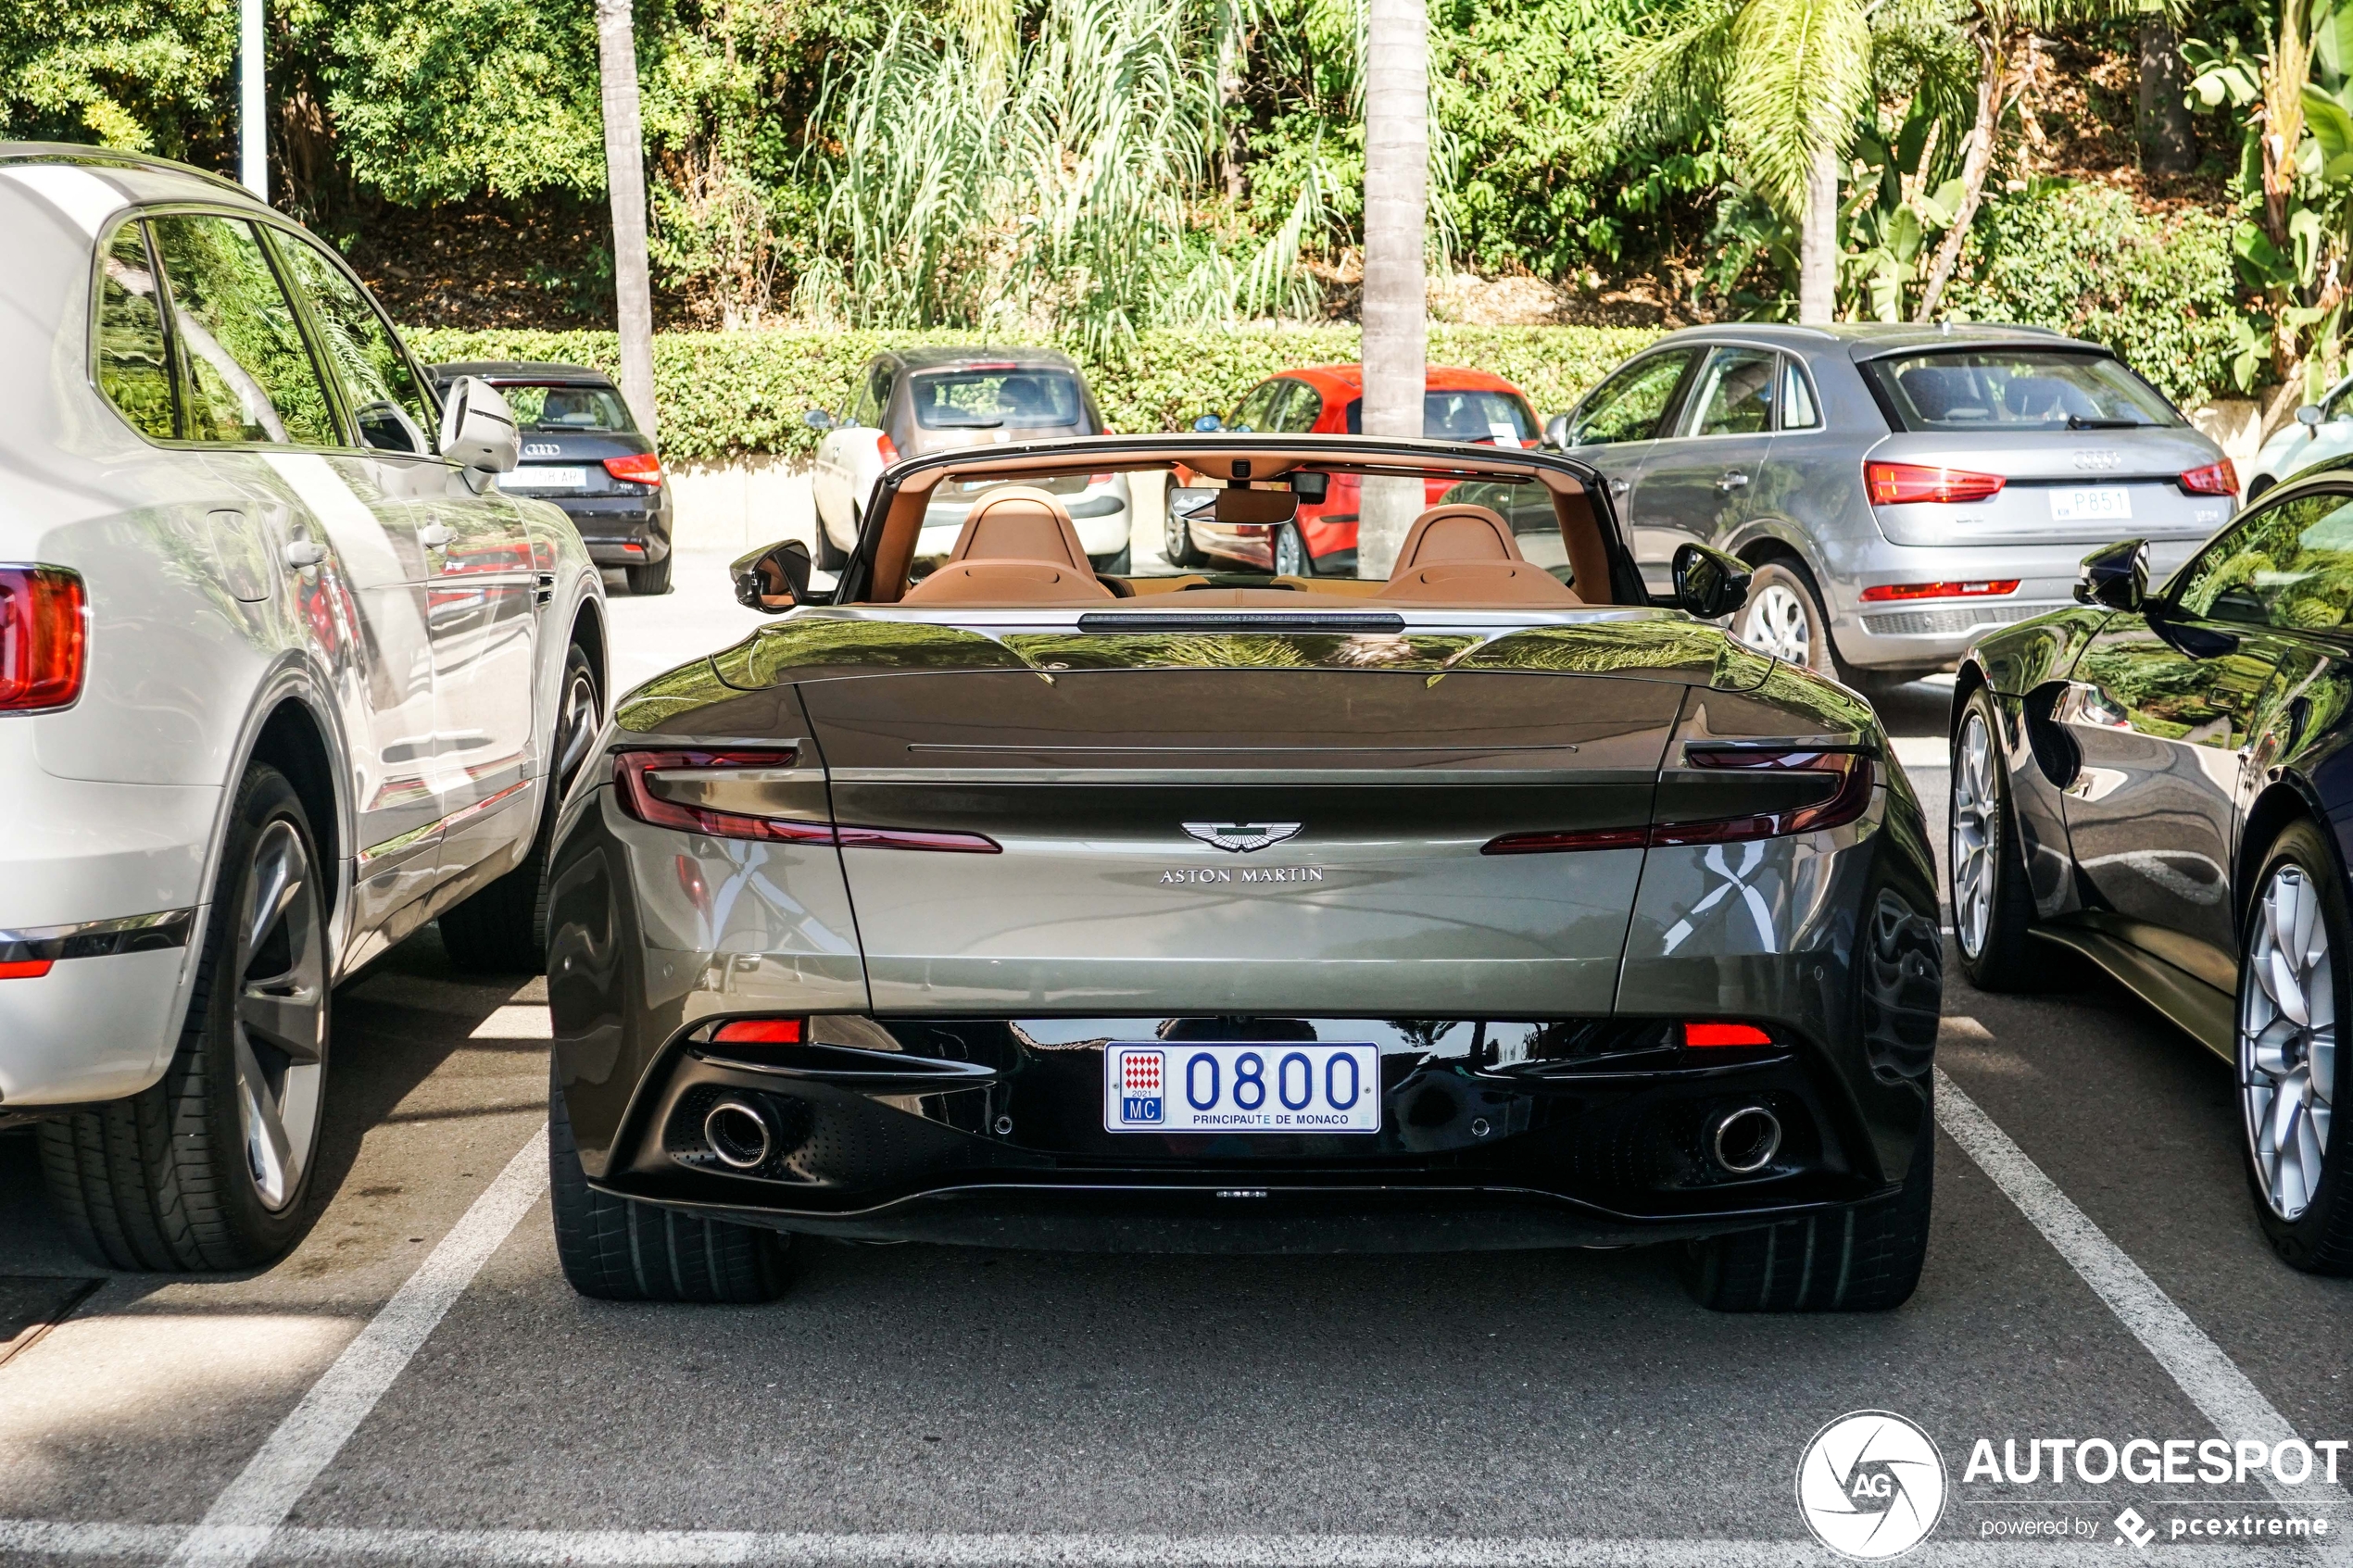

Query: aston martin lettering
left=1160, top=866, right=1326, bottom=885
left=1182, top=822, right=1303, bottom=853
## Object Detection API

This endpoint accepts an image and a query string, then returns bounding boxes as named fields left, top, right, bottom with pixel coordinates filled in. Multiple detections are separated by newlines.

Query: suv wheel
left=2237, top=821, right=2353, bottom=1273
left=1273, top=523, right=1312, bottom=577
left=1734, top=559, right=1833, bottom=673
left=623, top=552, right=672, bottom=596
left=40, top=764, right=330, bottom=1270
left=1164, top=503, right=1206, bottom=567
left=815, top=511, right=850, bottom=572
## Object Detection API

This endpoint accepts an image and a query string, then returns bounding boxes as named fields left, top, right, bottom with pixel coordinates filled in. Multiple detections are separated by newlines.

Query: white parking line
left=1933, top=1066, right=2353, bottom=1559
left=158, top=1127, right=551, bottom=1568
left=0, top=1520, right=2330, bottom=1566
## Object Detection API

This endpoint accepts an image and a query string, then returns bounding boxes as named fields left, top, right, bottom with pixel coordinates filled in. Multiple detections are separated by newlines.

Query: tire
left=39, top=763, right=331, bottom=1271
left=441, top=643, right=600, bottom=974
left=1682, top=1115, right=1933, bottom=1312
left=2246, top=473, right=2276, bottom=503
left=815, top=512, right=850, bottom=572
left=2235, top=820, right=2353, bottom=1273
left=1733, top=558, right=1834, bottom=674
left=1164, top=501, right=1206, bottom=567
left=1090, top=544, right=1132, bottom=576
left=547, top=1064, right=794, bottom=1302
left=1948, top=685, right=2045, bottom=992
left=623, top=551, right=672, bottom=596
left=1272, top=523, right=1312, bottom=577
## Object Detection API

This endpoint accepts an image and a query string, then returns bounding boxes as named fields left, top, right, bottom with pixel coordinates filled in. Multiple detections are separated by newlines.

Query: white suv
left=0, top=144, right=608, bottom=1270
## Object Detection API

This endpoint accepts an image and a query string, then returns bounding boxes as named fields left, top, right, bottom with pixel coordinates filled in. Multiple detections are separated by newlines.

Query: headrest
left=1391, top=504, right=1523, bottom=575
left=948, top=485, right=1092, bottom=572
left=901, top=558, right=1114, bottom=605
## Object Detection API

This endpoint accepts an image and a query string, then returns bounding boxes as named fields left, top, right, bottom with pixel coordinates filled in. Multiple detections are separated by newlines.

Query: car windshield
left=1343, top=390, right=1541, bottom=445
left=495, top=383, right=637, bottom=433
left=1866, top=350, right=2181, bottom=431
left=912, top=370, right=1089, bottom=431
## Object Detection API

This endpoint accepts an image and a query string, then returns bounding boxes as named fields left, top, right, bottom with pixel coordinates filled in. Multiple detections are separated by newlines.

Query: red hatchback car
left=1174, top=364, right=1545, bottom=574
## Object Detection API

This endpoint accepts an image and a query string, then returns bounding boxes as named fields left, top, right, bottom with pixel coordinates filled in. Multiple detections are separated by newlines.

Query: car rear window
left=912, top=370, right=1090, bottom=431
left=496, top=383, right=637, bottom=433
left=1343, top=390, right=1540, bottom=445
left=1864, top=350, right=2181, bottom=431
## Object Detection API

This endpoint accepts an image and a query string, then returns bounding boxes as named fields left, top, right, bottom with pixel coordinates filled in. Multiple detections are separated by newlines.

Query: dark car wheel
left=1733, top=558, right=1834, bottom=673
left=443, top=643, right=600, bottom=974
left=2237, top=821, right=2353, bottom=1273
left=1090, top=544, right=1132, bottom=576
left=1273, top=523, right=1313, bottom=577
left=1949, top=687, right=2045, bottom=991
left=1163, top=502, right=1206, bottom=567
left=40, top=763, right=330, bottom=1270
left=1683, top=1115, right=1931, bottom=1312
left=815, top=511, right=851, bottom=572
left=547, top=1064, right=795, bottom=1302
left=624, top=552, right=672, bottom=596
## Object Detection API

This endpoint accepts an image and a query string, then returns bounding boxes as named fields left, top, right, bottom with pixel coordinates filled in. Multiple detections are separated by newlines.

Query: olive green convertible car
left=540, top=434, right=1944, bottom=1311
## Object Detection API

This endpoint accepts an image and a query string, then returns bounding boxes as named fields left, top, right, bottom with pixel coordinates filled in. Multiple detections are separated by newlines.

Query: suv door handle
left=1716, top=470, right=1750, bottom=491
left=418, top=523, right=453, bottom=548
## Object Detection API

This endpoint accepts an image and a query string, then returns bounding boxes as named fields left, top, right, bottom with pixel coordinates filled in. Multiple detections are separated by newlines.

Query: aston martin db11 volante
left=1955, top=473, right=2353, bottom=1274
left=542, top=434, right=1944, bottom=1311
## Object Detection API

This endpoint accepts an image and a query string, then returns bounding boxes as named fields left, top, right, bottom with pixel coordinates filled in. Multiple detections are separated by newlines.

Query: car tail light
left=1682, top=1022, right=1771, bottom=1047
left=602, top=453, right=663, bottom=485
left=1482, top=749, right=1873, bottom=854
left=0, top=960, right=54, bottom=980
left=612, top=749, right=1000, bottom=852
left=713, top=1017, right=804, bottom=1044
left=1088, top=472, right=1114, bottom=486
left=1858, top=580, right=2020, bottom=602
left=1865, top=462, right=2006, bottom=505
left=2180, top=459, right=2238, bottom=495
left=877, top=433, right=902, bottom=466
left=0, top=566, right=87, bottom=712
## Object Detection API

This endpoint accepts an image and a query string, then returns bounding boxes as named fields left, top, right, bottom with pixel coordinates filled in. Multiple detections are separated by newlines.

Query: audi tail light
left=612, top=750, right=1000, bottom=852
left=1865, top=462, right=2006, bottom=505
left=1482, top=748, right=1873, bottom=854
left=1858, top=580, right=2020, bottom=602
left=712, top=1017, right=804, bottom=1044
left=1682, top=1022, right=1772, bottom=1047
left=2180, top=459, right=2238, bottom=495
left=602, top=453, right=663, bottom=485
left=0, top=566, right=87, bottom=712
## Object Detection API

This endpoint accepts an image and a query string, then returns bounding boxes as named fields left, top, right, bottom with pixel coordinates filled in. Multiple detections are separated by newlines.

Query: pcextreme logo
left=1796, top=1411, right=1949, bottom=1560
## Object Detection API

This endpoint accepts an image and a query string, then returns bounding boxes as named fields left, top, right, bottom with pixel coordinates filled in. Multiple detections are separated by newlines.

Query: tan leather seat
left=901, top=485, right=1113, bottom=604
left=1375, top=503, right=1582, bottom=607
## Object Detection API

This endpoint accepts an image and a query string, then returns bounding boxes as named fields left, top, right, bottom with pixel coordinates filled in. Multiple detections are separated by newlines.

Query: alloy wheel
left=551, top=659, right=599, bottom=797
left=1164, top=509, right=1193, bottom=565
left=1949, top=711, right=1999, bottom=960
left=2242, top=863, right=2338, bottom=1222
left=231, top=819, right=327, bottom=1211
left=1274, top=524, right=1308, bottom=576
left=1739, top=581, right=1812, bottom=663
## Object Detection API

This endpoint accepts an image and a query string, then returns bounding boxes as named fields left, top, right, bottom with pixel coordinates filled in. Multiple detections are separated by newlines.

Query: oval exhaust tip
left=1709, top=1106, right=1781, bottom=1175
left=704, top=1098, right=774, bottom=1170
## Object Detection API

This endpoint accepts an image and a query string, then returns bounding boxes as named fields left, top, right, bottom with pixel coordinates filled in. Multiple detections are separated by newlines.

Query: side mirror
left=1673, top=543, right=1751, bottom=621
left=803, top=408, right=838, bottom=431
left=1544, top=413, right=1572, bottom=450
left=438, top=376, right=520, bottom=478
left=733, top=538, right=820, bottom=612
left=1192, top=414, right=1224, bottom=433
left=2298, top=404, right=2325, bottom=428
left=2073, top=538, right=2148, bottom=612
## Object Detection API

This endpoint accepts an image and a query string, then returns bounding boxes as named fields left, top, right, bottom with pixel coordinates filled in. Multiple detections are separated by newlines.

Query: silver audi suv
left=1552, top=323, right=2233, bottom=688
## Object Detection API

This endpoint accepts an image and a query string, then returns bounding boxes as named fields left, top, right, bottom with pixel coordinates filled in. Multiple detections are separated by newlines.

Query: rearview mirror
left=803, top=408, right=838, bottom=431
left=2073, top=539, right=2147, bottom=612
left=733, top=538, right=822, bottom=612
left=438, top=376, right=520, bottom=482
left=2298, top=404, right=2325, bottom=428
left=1673, top=543, right=1751, bottom=621
left=1544, top=413, right=1571, bottom=450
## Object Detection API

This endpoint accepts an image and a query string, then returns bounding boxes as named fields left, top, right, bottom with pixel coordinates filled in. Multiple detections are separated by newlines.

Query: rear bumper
left=0, top=938, right=192, bottom=1106
left=547, top=493, right=672, bottom=566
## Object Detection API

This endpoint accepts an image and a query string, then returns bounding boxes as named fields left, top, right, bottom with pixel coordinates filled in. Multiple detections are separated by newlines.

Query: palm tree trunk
left=597, top=0, right=659, bottom=440
left=1358, top=0, right=1427, bottom=579
left=2136, top=15, right=2196, bottom=175
left=1915, top=33, right=2004, bottom=321
left=1797, top=144, right=1837, bottom=323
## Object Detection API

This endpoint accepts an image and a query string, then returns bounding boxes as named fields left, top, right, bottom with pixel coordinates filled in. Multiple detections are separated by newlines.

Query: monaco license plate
left=503, top=466, right=587, bottom=491
left=2049, top=485, right=2131, bottom=521
left=1104, top=1042, right=1380, bottom=1134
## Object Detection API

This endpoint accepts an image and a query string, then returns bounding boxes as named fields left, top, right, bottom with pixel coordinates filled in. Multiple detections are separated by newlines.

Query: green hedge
left=403, top=323, right=1662, bottom=463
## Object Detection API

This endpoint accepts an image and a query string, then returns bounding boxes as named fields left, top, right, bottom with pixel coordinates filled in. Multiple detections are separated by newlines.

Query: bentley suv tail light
left=1865, top=463, right=2006, bottom=505
left=613, top=749, right=1000, bottom=852
left=0, top=566, right=87, bottom=712
left=2179, top=459, right=2238, bottom=495
left=602, top=454, right=663, bottom=485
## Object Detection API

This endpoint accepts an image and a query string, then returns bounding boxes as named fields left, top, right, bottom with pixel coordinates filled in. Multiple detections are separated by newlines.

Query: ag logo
left=1795, top=1411, right=1946, bottom=1560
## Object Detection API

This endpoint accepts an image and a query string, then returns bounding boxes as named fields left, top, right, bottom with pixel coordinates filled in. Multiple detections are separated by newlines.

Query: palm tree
left=1359, top=0, right=1428, bottom=577
left=596, top=0, right=658, bottom=439
left=1609, top=0, right=1876, bottom=325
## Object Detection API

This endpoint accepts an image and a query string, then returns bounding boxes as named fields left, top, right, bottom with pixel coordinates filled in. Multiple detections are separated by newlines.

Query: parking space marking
left=1933, top=1066, right=2353, bottom=1557
left=158, top=1127, right=550, bottom=1568
left=1889, top=735, right=1948, bottom=771
left=0, top=1520, right=2330, bottom=1566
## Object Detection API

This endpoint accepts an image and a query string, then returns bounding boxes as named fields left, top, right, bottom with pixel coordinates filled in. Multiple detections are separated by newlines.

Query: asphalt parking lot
left=2, top=556, right=2349, bottom=1568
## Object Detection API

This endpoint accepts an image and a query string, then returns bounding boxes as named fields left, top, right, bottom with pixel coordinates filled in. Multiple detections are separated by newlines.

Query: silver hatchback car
left=1552, top=324, right=2234, bottom=686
